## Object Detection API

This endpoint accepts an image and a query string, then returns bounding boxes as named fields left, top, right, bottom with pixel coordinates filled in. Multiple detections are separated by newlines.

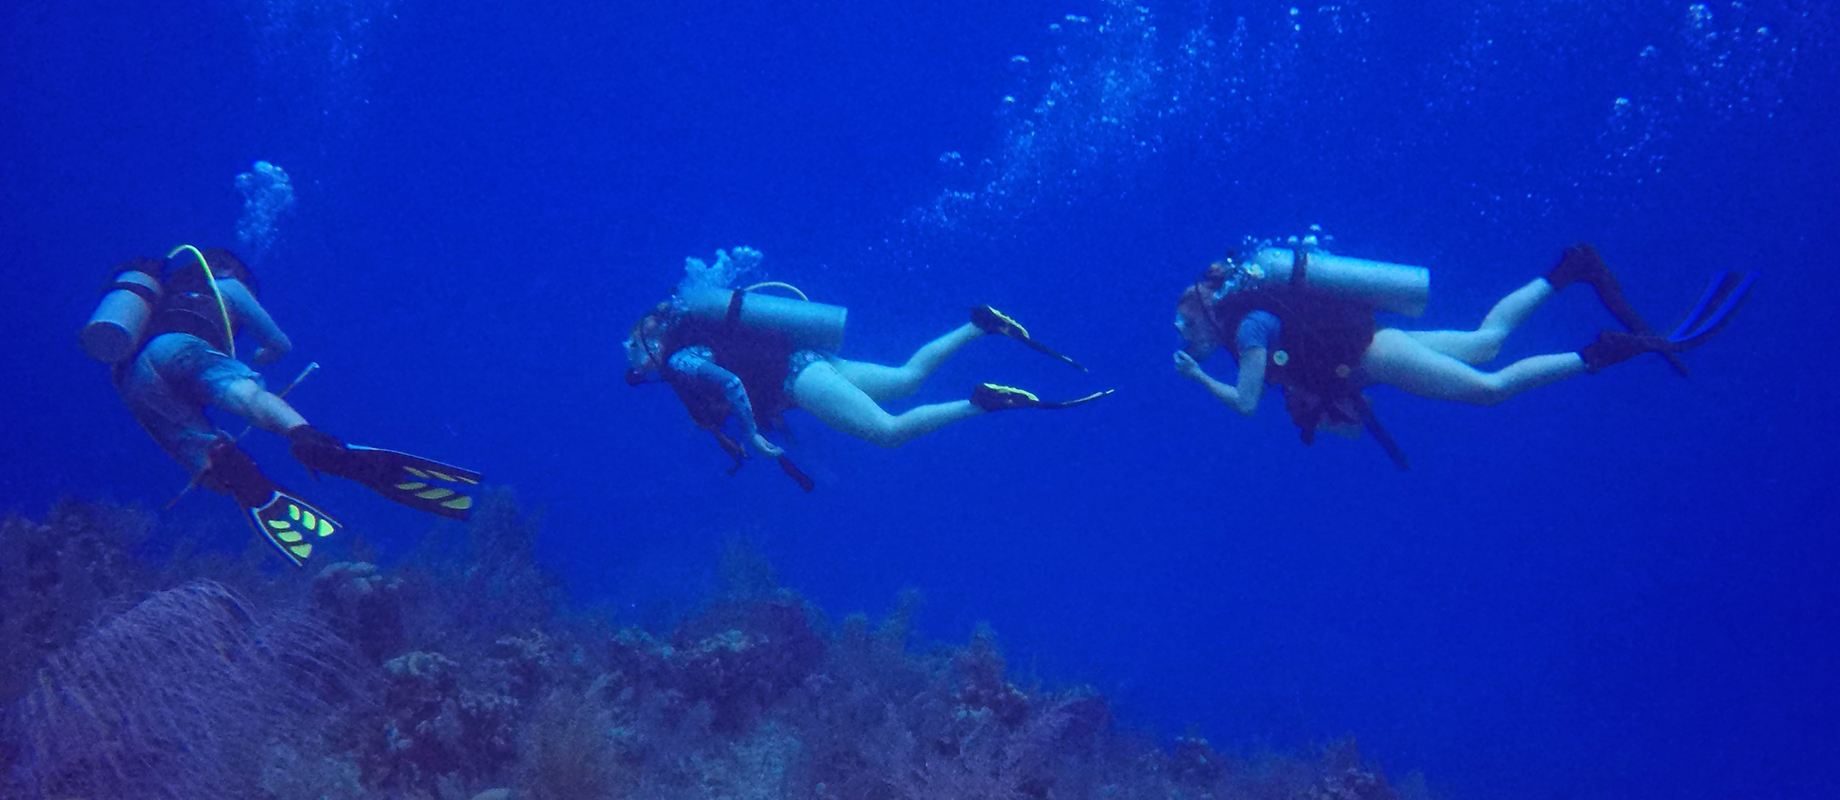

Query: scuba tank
left=81, top=258, right=166, bottom=363
left=680, top=283, right=848, bottom=352
left=1248, top=247, right=1430, bottom=317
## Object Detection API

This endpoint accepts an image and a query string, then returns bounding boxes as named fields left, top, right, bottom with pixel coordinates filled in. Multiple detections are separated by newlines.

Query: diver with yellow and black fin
left=1171, top=234, right=1755, bottom=470
left=286, top=426, right=481, bottom=518
left=86, top=245, right=482, bottom=566
left=625, top=247, right=1113, bottom=490
left=971, top=304, right=1089, bottom=371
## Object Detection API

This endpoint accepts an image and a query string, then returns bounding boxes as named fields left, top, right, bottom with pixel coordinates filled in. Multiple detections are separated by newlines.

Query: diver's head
left=623, top=303, right=673, bottom=383
left=1210, top=248, right=1241, bottom=287
left=187, top=247, right=258, bottom=294
left=1174, top=251, right=1239, bottom=359
left=1175, top=283, right=1220, bottom=360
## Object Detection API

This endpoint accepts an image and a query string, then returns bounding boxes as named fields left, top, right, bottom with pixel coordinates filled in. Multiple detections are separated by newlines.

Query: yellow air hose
left=742, top=281, right=810, bottom=301
left=166, top=244, right=236, bottom=359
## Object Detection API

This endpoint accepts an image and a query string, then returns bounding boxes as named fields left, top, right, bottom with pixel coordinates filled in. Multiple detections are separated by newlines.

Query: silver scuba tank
left=1248, top=247, right=1431, bottom=317
left=81, top=263, right=164, bottom=362
left=680, top=285, right=848, bottom=352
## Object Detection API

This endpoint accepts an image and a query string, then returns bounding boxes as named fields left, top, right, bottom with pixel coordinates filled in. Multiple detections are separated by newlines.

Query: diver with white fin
left=625, top=247, right=1112, bottom=491
left=1172, top=237, right=1755, bottom=470
left=85, top=245, right=483, bottom=566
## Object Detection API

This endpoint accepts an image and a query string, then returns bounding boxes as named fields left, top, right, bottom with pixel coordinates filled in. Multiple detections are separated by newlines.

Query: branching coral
left=359, top=650, right=520, bottom=793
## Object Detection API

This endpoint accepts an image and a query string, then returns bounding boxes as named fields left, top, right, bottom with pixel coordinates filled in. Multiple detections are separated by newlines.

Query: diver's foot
left=287, top=424, right=481, bottom=519
left=1546, top=243, right=1616, bottom=292
left=1579, top=330, right=1672, bottom=373
left=287, top=425, right=367, bottom=478
left=972, top=305, right=1030, bottom=340
left=203, top=439, right=339, bottom=567
left=971, top=383, right=1041, bottom=411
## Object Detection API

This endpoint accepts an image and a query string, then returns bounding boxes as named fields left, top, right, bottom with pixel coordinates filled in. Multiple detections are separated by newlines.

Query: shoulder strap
left=726, top=289, right=747, bottom=326
left=166, top=244, right=236, bottom=359
left=1357, top=396, right=1412, bottom=471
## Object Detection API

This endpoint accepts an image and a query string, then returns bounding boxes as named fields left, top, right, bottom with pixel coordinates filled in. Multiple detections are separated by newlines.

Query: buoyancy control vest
left=148, top=249, right=256, bottom=355
left=1202, top=249, right=1411, bottom=470
left=657, top=311, right=799, bottom=433
left=641, top=305, right=817, bottom=491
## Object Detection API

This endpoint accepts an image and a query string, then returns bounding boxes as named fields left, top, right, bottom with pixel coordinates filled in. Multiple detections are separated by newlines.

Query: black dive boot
left=972, top=305, right=1087, bottom=371
left=287, top=425, right=482, bottom=520
left=1546, top=243, right=1617, bottom=291
left=201, top=439, right=340, bottom=566
left=971, top=383, right=1116, bottom=411
left=1550, top=243, right=1691, bottom=376
left=972, top=383, right=1042, bottom=411
left=1579, top=330, right=1674, bottom=373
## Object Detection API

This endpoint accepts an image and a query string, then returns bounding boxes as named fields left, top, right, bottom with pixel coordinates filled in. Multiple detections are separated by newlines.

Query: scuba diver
left=1172, top=239, right=1756, bottom=469
left=83, top=245, right=483, bottom=566
left=625, top=247, right=1113, bottom=491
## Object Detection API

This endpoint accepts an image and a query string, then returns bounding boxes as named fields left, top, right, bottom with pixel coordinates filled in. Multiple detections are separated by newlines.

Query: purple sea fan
left=6, top=581, right=366, bottom=800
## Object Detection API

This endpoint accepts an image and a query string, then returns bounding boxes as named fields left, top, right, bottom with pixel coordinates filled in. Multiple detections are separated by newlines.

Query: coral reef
left=5, top=580, right=364, bottom=800
left=315, top=560, right=407, bottom=662
left=0, top=498, right=1410, bottom=800
left=0, top=502, right=156, bottom=705
left=362, top=650, right=521, bottom=793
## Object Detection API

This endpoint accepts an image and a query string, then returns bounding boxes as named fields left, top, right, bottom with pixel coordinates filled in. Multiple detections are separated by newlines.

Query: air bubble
left=234, top=161, right=295, bottom=263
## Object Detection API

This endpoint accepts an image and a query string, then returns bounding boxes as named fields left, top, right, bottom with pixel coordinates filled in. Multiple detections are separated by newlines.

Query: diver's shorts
left=114, top=333, right=261, bottom=473
left=784, top=349, right=834, bottom=396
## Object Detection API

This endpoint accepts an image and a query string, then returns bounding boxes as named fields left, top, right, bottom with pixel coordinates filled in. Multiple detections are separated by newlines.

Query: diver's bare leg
left=1363, top=328, right=1584, bottom=406
left=216, top=378, right=308, bottom=434
left=792, top=361, right=982, bottom=448
left=832, top=322, right=982, bottom=402
left=1406, top=279, right=1553, bottom=365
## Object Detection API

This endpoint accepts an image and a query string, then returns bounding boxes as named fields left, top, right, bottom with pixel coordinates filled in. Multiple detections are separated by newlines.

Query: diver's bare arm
left=1181, top=347, right=1266, bottom=416
left=221, top=279, right=292, bottom=365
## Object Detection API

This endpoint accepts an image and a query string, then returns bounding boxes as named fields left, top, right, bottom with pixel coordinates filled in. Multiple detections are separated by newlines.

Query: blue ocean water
left=2, top=0, right=1835, bottom=797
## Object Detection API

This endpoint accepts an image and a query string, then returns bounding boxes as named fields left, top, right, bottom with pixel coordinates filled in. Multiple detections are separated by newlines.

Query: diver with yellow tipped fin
left=85, top=246, right=483, bottom=566
left=1172, top=237, right=1755, bottom=469
left=624, top=247, right=1112, bottom=491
